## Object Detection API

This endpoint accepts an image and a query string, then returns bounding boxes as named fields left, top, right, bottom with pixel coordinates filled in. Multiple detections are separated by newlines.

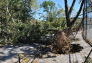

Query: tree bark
left=70, top=0, right=84, bottom=28
left=54, top=30, right=71, bottom=53
left=64, top=0, right=84, bottom=29
left=68, top=0, right=76, bottom=16
left=53, top=0, right=84, bottom=53
left=64, top=0, right=70, bottom=27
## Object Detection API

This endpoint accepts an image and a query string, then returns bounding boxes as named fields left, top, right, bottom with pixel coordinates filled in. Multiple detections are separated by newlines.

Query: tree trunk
left=52, top=0, right=84, bottom=54
left=54, top=30, right=71, bottom=53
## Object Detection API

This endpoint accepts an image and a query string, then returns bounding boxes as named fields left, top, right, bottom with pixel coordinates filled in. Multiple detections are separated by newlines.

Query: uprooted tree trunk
left=46, top=0, right=84, bottom=54
left=51, top=0, right=84, bottom=54
left=54, top=30, right=71, bottom=53
left=48, top=29, right=71, bottom=54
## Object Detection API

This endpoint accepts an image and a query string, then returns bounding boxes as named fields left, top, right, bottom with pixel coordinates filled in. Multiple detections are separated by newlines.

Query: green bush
left=0, top=19, right=66, bottom=45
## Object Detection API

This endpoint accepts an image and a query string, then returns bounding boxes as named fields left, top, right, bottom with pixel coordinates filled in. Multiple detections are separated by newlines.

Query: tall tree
left=0, top=0, right=38, bottom=23
left=0, top=0, right=38, bottom=43
left=64, top=0, right=84, bottom=29
left=41, top=1, right=56, bottom=22
left=8, top=0, right=36, bottom=22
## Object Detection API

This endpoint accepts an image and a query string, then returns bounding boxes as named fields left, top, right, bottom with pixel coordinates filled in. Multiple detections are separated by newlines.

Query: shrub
left=0, top=19, right=66, bottom=45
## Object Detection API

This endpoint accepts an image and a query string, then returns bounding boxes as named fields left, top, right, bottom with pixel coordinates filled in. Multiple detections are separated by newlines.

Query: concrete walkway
left=0, top=31, right=92, bottom=63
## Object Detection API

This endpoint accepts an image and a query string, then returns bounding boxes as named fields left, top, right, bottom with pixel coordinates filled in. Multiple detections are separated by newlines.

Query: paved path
left=38, top=31, right=92, bottom=63
left=0, top=31, right=92, bottom=63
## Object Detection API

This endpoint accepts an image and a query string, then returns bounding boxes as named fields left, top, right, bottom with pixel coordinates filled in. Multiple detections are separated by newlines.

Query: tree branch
left=68, top=0, right=76, bottom=16
left=64, top=0, right=70, bottom=27
left=70, top=0, right=84, bottom=27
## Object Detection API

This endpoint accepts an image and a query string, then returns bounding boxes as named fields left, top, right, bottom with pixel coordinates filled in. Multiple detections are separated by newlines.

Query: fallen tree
left=51, top=0, right=85, bottom=54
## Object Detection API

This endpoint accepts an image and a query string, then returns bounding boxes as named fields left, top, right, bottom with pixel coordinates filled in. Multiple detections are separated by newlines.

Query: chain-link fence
left=83, top=0, right=92, bottom=45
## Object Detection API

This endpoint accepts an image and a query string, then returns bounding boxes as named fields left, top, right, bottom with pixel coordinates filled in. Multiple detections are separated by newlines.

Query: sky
left=34, top=0, right=81, bottom=20
left=38, top=0, right=80, bottom=9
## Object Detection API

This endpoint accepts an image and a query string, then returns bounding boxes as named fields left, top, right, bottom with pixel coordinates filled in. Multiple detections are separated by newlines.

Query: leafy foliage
left=0, top=19, right=66, bottom=45
left=41, top=1, right=55, bottom=12
left=0, top=0, right=66, bottom=45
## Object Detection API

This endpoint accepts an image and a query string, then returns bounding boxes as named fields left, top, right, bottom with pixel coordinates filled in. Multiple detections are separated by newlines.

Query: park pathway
left=0, top=31, right=92, bottom=63
left=37, top=31, right=92, bottom=63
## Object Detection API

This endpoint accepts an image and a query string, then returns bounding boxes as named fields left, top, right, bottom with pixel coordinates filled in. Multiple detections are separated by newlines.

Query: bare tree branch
left=64, top=0, right=70, bottom=27
left=68, top=0, right=76, bottom=16
left=70, top=0, right=84, bottom=27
